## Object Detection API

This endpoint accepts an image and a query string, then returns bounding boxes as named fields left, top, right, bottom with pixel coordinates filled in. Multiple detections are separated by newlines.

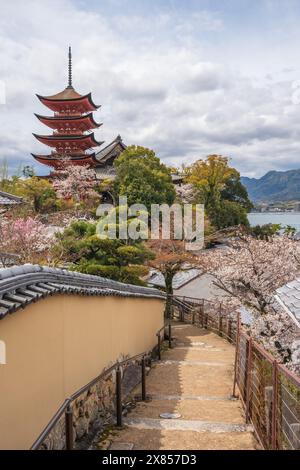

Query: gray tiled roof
left=0, top=265, right=165, bottom=320
left=147, top=269, right=200, bottom=289
left=294, top=231, right=300, bottom=241
left=171, top=174, right=184, bottom=182
left=95, top=135, right=126, bottom=163
left=0, top=191, right=23, bottom=205
left=239, top=306, right=254, bottom=325
left=95, top=168, right=182, bottom=183
left=276, top=278, right=300, bottom=325
left=0, top=252, right=21, bottom=267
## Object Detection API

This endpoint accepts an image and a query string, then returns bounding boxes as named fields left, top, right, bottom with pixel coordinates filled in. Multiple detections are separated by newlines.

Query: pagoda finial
left=68, top=46, right=72, bottom=88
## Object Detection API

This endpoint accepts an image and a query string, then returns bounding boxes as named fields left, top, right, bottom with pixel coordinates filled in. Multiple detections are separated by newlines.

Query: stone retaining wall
left=40, top=361, right=143, bottom=450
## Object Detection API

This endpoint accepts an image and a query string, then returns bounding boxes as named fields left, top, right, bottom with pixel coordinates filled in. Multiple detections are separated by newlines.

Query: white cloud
left=1, top=0, right=300, bottom=177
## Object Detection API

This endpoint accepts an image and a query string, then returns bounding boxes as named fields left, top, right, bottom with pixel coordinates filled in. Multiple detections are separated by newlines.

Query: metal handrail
left=169, top=293, right=204, bottom=302
left=31, top=350, right=150, bottom=450
left=31, top=399, right=71, bottom=450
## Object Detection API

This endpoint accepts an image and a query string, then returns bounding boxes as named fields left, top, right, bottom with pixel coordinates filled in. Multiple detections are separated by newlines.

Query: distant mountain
left=241, top=169, right=300, bottom=202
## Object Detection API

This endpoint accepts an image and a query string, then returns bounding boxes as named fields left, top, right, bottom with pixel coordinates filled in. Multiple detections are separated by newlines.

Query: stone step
left=173, top=346, right=222, bottom=352
left=107, top=428, right=258, bottom=450
left=123, top=417, right=253, bottom=433
left=162, top=347, right=234, bottom=362
left=171, top=324, right=194, bottom=329
left=129, top=398, right=245, bottom=423
left=147, top=394, right=235, bottom=401
left=109, top=442, right=134, bottom=450
left=146, top=363, right=233, bottom=397
left=157, top=359, right=230, bottom=367
left=172, top=334, right=231, bottom=349
left=175, top=341, right=208, bottom=346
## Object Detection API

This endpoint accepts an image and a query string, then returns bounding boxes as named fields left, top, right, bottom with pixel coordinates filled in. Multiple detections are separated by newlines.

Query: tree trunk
left=164, top=272, right=174, bottom=319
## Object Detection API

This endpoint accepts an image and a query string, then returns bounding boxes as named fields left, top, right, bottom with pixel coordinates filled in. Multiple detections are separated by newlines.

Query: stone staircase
left=98, top=323, right=259, bottom=450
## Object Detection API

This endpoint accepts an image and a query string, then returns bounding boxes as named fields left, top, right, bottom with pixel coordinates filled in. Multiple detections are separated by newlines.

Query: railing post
left=218, top=313, right=222, bottom=337
left=201, top=301, right=204, bottom=328
left=171, top=296, right=174, bottom=320
left=157, top=333, right=161, bottom=360
left=116, top=364, right=122, bottom=427
left=245, top=338, right=253, bottom=423
left=228, top=318, right=232, bottom=341
left=168, top=322, right=172, bottom=349
left=180, top=306, right=184, bottom=322
left=271, top=360, right=278, bottom=450
left=232, top=312, right=241, bottom=398
left=65, top=404, right=73, bottom=450
left=218, top=303, right=223, bottom=336
left=141, top=356, right=146, bottom=401
left=205, top=312, right=208, bottom=328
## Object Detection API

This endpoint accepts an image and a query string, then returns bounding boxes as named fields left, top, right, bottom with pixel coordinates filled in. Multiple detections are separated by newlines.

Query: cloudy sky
left=1, top=0, right=300, bottom=177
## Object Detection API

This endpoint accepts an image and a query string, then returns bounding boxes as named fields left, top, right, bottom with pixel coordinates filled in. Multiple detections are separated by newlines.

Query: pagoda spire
left=68, top=46, right=72, bottom=88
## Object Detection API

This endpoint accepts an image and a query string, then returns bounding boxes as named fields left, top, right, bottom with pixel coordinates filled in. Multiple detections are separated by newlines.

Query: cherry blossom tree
left=200, top=234, right=300, bottom=369
left=0, top=217, right=54, bottom=264
left=52, top=158, right=99, bottom=203
left=202, top=235, right=300, bottom=316
left=175, top=183, right=195, bottom=203
left=249, top=309, right=300, bottom=372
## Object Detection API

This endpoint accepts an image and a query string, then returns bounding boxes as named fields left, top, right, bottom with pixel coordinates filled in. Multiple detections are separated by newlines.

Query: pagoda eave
left=33, top=133, right=103, bottom=149
left=36, top=92, right=100, bottom=113
left=34, top=113, right=102, bottom=131
left=31, top=153, right=99, bottom=169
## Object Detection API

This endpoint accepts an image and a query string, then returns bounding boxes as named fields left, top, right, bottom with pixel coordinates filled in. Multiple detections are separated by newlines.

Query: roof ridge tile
left=0, top=264, right=165, bottom=320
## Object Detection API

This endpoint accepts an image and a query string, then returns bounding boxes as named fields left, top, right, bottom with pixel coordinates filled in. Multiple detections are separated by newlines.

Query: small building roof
left=95, top=135, right=126, bottom=163
left=294, top=231, right=300, bottom=241
left=276, top=279, right=300, bottom=327
left=0, top=191, right=23, bottom=206
left=0, top=265, right=165, bottom=320
left=171, top=173, right=184, bottom=183
left=0, top=252, right=21, bottom=267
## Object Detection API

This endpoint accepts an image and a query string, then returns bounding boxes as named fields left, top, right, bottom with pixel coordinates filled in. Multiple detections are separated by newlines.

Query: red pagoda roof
left=36, top=88, right=100, bottom=113
left=31, top=153, right=99, bottom=169
left=41, top=86, right=83, bottom=100
left=33, top=133, right=102, bottom=151
left=34, top=113, right=102, bottom=132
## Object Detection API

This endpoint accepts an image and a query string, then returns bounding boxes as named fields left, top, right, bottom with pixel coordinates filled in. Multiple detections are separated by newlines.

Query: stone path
left=99, top=323, right=259, bottom=450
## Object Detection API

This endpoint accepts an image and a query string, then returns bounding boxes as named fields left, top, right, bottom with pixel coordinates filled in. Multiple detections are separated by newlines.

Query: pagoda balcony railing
left=54, top=112, right=82, bottom=117
left=53, top=130, right=84, bottom=135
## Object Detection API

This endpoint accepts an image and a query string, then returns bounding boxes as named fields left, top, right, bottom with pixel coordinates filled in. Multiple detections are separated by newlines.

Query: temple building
left=32, top=47, right=126, bottom=176
left=0, top=191, right=23, bottom=214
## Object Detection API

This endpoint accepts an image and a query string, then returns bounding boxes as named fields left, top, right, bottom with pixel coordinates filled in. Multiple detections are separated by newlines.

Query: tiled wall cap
left=0, top=264, right=165, bottom=319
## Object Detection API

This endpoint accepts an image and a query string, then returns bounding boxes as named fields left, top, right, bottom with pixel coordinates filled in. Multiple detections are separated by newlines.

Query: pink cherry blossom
left=52, top=157, right=99, bottom=202
left=0, top=217, right=54, bottom=264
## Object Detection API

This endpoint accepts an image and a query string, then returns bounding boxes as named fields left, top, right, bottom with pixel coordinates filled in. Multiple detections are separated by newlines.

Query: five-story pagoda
left=32, top=47, right=102, bottom=169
